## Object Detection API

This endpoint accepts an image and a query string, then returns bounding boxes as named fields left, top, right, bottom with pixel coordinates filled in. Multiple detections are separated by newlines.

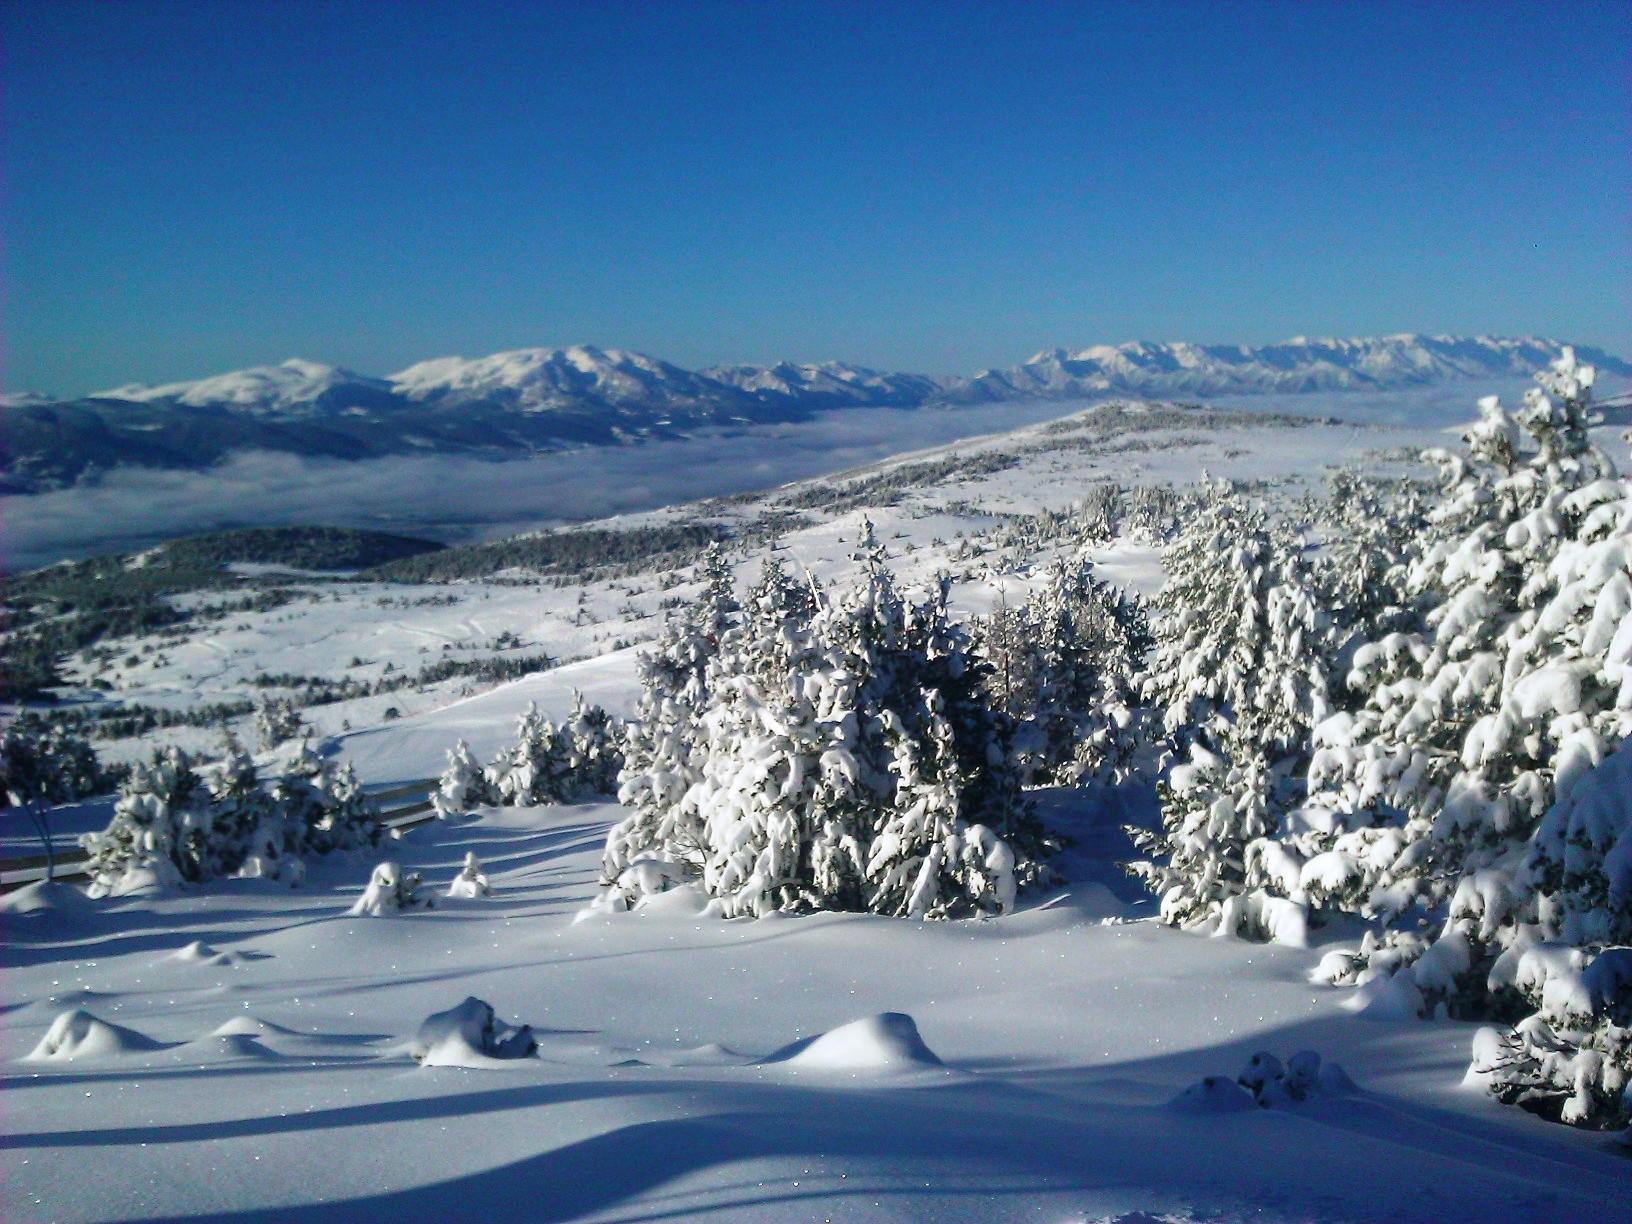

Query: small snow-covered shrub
left=410, top=997, right=536, bottom=1066
left=446, top=851, right=491, bottom=899
left=82, top=747, right=209, bottom=895
left=268, top=737, right=382, bottom=860
left=592, top=855, right=688, bottom=913
left=349, top=860, right=434, bottom=916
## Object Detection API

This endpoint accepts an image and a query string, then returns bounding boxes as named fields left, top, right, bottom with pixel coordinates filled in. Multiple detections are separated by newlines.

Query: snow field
left=5, top=796, right=1629, bottom=1223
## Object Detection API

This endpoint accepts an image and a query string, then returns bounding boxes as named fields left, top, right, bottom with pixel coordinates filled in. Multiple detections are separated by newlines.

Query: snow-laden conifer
left=600, top=525, right=1044, bottom=919
left=431, top=738, right=491, bottom=820
left=82, top=747, right=206, bottom=895
left=1130, top=487, right=1334, bottom=935
left=604, top=548, right=740, bottom=881
left=254, top=696, right=306, bottom=749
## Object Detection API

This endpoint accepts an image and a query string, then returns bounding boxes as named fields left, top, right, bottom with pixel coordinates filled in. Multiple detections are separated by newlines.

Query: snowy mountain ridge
left=948, top=334, right=1631, bottom=402
left=72, top=333, right=1628, bottom=415
left=4, top=334, right=1624, bottom=493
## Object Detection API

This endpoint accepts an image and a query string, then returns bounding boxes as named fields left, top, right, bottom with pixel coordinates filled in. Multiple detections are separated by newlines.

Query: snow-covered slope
left=947, top=335, right=1632, bottom=402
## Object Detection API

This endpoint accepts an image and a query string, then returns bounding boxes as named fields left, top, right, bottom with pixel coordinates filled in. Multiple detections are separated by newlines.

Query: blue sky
left=4, top=0, right=1628, bottom=394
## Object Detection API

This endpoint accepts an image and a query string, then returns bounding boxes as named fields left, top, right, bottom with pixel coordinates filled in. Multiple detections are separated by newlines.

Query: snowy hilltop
left=2, top=334, right=1624, bottom=493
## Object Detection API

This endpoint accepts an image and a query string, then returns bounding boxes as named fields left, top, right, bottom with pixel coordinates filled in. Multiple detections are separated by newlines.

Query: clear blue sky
left=3, top=0, right=1628, bottom=394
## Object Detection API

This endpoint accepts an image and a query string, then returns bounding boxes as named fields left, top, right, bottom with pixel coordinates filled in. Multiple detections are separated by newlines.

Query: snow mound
left=1169, top=1075, right=1257, bottom=1113
left=169, top=940, right=256, bottom=968
left=641, top=1042, right=750, bottom=1068
left=26, top=1009, right=166, bottom=1061
left=182, top=1033, right=279, bottom=1061
left=0, top=880, right=101, bottom=927
left=409, top=997, right=537, bottom=1068
left=761, top=1013, right=944, bottom=1074
left=208, top=1015, right=305, bottom=1040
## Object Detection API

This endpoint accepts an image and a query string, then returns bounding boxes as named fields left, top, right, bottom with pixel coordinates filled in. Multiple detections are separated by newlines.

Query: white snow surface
left=6, top=794, right=1626, bottom=1222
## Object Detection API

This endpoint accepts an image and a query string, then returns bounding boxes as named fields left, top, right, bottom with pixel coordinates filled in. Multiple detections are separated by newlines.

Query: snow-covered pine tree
left=82, top=747, right=207, bottom=895
left=604, top=548, right=741, bottom=882
left=2, top=719, right=112, bottom=882
left=1142, top=481, right=1277, bottom=751
left=431, top=738, right=491, bottom=820
left=1461, top=742, right=1632, bottom=1130
left=602, top=525, right=1043, bottom=919
left=484, top=696, right=622, bottom=807
left=1040, top=559, right=1152, bottom=786
left=254, top=696, right=306, bottom=749
left=1131, top=484, right=1335, bottom=937
left=269, top=736, right=382, bottom=859
left=559, top=690, right=623, bottom=798
left=194, top=731, right=268, bottom=878
left=485, top=703, right=557, bottom=806
left=1296, top=351, right=1629, bottom=949
left=1316, top=469, right=1429, bottom=647
left=972, top=559, right=1151, bottom=786
left=865, top=688, right=1020, bottom=918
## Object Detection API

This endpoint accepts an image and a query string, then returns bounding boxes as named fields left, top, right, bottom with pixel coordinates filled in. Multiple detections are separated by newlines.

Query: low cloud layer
left=8, top=378, right=1608, bottom=572
left=2, top=399, right=1085, bottom=569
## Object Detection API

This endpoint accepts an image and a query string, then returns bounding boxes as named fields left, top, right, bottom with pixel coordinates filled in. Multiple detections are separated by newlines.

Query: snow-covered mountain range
left=3, top=335, right=1624, bottom=491
left=947, top=335, right=1632, bottom=402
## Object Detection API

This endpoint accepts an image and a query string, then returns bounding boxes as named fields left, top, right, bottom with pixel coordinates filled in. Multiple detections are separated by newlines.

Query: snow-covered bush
left=270, top=737, right=382, bottom=859
left=431, top=738, right=492, bottom=820
left=559, top=689, right=623, bottom=797
left=349, top=860, right=434, bottom=915
left=194, top=732, right=271, bottom=879
left=254, top=696, right=306, bottom=749
left=83, top=734, right=381, bottom=894
left=82, top=747, right=209, bottom=895
left=483, top=696, right=624, bottom=807
left=600, top=530, right=1047, bottom=919
left=1, top=718, right=110, bottom=810
left=1473, top=945, right=1630, bottom=1129
left=446, top=851, right=492, bottom=899
left=410, top=997, right=535, bottom=1066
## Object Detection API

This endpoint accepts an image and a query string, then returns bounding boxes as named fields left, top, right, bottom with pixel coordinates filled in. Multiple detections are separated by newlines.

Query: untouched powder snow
left=5, top=795, right=1628, bottom=1223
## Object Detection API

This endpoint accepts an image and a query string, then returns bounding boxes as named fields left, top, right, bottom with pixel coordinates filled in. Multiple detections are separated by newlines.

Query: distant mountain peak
left=93, top=358, right=387, bottom=413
